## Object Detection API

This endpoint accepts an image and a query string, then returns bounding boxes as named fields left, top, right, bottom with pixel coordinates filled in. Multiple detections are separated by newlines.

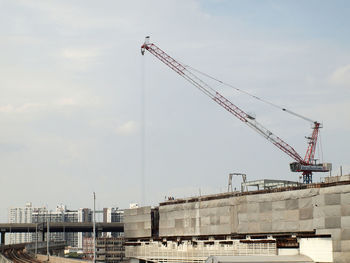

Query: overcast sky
left=1, top=0, right=349, bottom=221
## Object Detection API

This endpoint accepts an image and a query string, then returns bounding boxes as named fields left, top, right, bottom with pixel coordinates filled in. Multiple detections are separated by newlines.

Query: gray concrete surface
left=124, top=181, right=350, bottom=262
left=124, top=206, right=152, bottom=238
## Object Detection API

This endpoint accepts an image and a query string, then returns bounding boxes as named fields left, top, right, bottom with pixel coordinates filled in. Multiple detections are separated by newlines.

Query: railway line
left=3, top=247, right=42, bottom=263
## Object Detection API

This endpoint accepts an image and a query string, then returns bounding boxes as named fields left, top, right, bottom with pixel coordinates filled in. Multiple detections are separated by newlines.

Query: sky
left=0, top=0, right=349, bottom=221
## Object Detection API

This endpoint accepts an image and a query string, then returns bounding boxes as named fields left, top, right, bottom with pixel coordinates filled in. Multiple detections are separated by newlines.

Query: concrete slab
left=314, top=205, right=341, bottom=218
left=284, top=221, right=299, bottom=232
left=341, top=193, right=350, bottom=205
left=312, top=217, right=325, bottom=229
left=259, top=202, right=272, bottom=213
left=260, top=222, right=272, bottom=232
left=341, top=216, right=350, bottom=228
left=238, top=213, right=248, bottom=223
left=299, top=219, right=313, bottom=231
left=341, top=228, right=350, bottom=240
left=247, top=212, right=258, bottom=222
left=333, top=251, right=350, bottom=263
left=325, top=217, right=341, bottom=228
left=333, top=240, right=342, bottom=252
left=247, top=222, right=260, bottom=233
left=299, top=198, right=313, bottom=209
left=299, top=208, right=313, bottom=220
left=341, top=205, right=350, bottom=216
left=247, top=203, right=259, bottom=213
left=340, top=240, right=350, bottom=252
left=272, top=211, right=285, bottom=221
left=272, top=200, right=286, bottom=211
left=259, top=212, right=273, bottom=222
left=272, top=221, right=286, bottom=232
left=324, top=193, right=341, bottom=205
left=286, top=199, right=299, bottom=210
left=285, top=210, right=299, bottom=221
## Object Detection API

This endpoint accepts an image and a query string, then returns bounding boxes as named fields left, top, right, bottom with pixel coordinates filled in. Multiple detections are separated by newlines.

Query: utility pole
left=93, top=192, right=96, bottom=263
left=35, top=223, right=38, bottom=258
left=46, top=212, right=50, bottom=261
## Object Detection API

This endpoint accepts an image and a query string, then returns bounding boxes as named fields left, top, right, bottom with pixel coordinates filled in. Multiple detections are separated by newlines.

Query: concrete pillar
left=1, top=231, right=5, bottom=245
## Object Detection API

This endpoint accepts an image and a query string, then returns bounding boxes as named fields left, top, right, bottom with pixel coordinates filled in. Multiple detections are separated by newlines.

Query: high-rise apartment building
left=32, top=204, right=81, bottom=247
left=8, top=203, right=90, bottom=247
left=7, top=203, right=47, bottom=244
left=7, top=203, right=123, bottom=250
left=103, top=208, right=124, bottom=238
left=77, top=208, right=93, bottom=249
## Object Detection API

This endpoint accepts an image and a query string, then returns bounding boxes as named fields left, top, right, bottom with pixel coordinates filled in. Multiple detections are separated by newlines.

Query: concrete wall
left=158, top=185, right=350, bottom=262
left=314, top=185, right=350, bottom=263
left=124, top=183, right=350, bottom=262
left=158, top=188, right=321, bottom=237
left=37, top=254, right=87, bottom=262
left=159, top=198, right=233, bottom=236
left=124, top=206, right=152, bottom=238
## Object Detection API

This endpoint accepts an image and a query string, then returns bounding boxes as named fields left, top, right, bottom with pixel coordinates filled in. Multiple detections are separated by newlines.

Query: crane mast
left=141, top=36, right=331, bottom=184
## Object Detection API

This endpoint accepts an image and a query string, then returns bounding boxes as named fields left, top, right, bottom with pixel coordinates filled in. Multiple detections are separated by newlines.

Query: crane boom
left=141, top=37, right=331, bottom=183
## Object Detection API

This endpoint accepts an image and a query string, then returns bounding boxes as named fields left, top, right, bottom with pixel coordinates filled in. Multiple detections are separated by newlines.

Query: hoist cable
left=184, top=64, right=315, bottom=124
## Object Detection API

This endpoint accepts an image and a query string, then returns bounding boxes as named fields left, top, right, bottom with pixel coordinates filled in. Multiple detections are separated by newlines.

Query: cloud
left=59, top=47, right=101, bottom=71
left=61, top=48, right=100, bottom=60
left=329, top=64, right=350, bottom=86
left=0, top=103, right=44, bottom=113
left=0, top=143, right=26, bottom=154
left=115, top=121, right=139, bottom=136
left=55, top=97, right=78, bottom=106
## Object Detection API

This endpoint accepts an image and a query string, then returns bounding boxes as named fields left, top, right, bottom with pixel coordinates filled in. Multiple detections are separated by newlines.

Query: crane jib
left=140, top=37, right=331, bottom=184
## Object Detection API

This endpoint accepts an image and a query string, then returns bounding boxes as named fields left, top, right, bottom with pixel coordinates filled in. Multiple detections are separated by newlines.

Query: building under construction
left=133, top=37, right=349, bottom=262
left=124, top=175, right=350, bottom=263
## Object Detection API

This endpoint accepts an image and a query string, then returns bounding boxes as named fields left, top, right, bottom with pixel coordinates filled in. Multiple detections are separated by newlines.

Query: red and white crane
left=141, top=36, right=331, bottom=184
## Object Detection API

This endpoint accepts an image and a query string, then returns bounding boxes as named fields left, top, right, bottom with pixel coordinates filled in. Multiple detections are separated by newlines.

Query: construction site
left=124, top=175, right=350, bottom=263
left=121, top=37, right=350, bottom=263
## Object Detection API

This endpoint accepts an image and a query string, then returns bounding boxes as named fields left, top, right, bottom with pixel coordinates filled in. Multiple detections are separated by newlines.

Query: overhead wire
left=184, top=64, right=316, bottom=124
left=319, top=130, right=324, bottom=163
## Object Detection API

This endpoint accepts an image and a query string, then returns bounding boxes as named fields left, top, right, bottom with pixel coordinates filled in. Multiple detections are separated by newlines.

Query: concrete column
left=1, top=231, right=5, bottom=245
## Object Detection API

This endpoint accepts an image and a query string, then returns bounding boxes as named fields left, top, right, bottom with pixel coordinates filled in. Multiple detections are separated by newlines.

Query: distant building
left=7, top=202, right=46, bottom=244
left=7, top=203, right=123, bottom=251
left=8, top=203, right=91, bottom=247
left=83, top=237, right=94, bottom=259
left=96, top=237, right=124, bottom=263
left=81, top=207, right=124, bottom=258
left=78, top=208, right=93, bottom=249
left=31, top=204, right=82, bottom=247
left=103, top=208, right=124, bottom=238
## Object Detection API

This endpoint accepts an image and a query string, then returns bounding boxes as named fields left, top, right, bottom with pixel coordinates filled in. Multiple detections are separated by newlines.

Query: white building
left=8, top=203, right=82, bottom=247
left=32, top=204, right=80, bottom=247
left=77, top=208, right=92, bottom=249
left=7, top=202, right=47, bottom=244
left=103, top=207, right=124, bottom=238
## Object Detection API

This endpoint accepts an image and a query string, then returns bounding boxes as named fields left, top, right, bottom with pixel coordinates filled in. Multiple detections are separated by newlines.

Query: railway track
left=3, top=248, right=42, bottom=263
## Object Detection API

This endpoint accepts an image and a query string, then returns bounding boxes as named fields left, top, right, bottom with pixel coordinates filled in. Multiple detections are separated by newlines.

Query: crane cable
left=184, top=64, right=315, bottom=124
left=318, top=130, right=324, bottom=163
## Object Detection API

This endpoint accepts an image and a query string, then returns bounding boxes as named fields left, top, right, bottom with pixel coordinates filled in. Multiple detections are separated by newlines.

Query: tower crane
left=141, top=36, right=331, bottom=184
